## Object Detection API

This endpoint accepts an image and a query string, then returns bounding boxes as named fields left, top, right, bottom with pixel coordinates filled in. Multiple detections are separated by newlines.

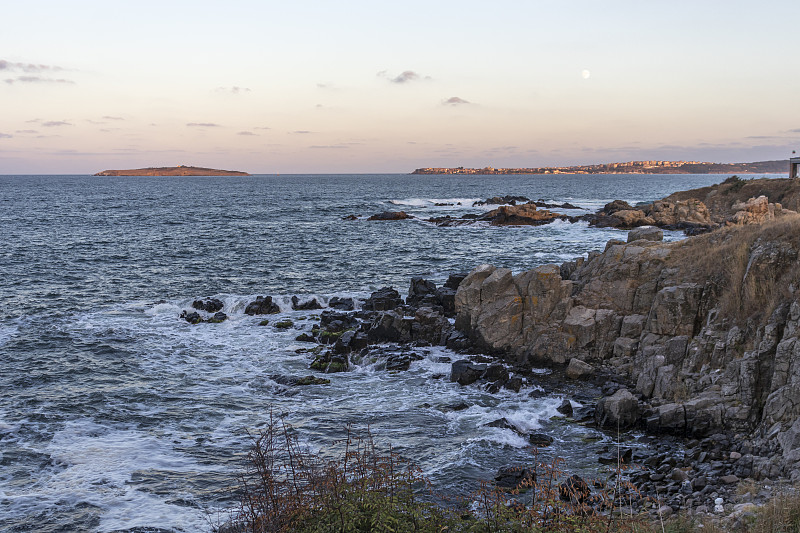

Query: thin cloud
left=0, top=60, right=66, bottom=73
left=0, top=133, right=12, bottom=139
left=237, top=131, right=257, bottom=136
left=15, top=129, right=37, bottom=134
left=41, top=120, right=72, bottom=127
left=103, top=116, right=124, bottom=121
left=789, top=128, right=800, bottom=133
left=186, top=122, right=221, bottom=127
left=443, top=96, right=471, bottom=106
left=215, top=86, right=251, bottom=94
left=378, top=70, right=431, bottom=84
left=5, top=76, right=75, bottom=84
left=290, top=130, right=313, bottom=134
left=254, top=126, right=271, bottom=130
left=309, top=145, right=348, bottom=149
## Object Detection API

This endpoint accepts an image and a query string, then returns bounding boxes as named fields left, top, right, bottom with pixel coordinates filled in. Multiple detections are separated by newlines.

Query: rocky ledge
left=455, top=213, right=800, bottom=490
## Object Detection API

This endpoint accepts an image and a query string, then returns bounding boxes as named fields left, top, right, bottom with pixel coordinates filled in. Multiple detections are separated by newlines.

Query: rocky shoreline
left=186, top=176, right=800, bottom=522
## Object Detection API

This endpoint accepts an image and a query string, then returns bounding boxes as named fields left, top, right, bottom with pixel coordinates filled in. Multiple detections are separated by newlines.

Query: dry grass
left=668, top=214, right=800, bottom=329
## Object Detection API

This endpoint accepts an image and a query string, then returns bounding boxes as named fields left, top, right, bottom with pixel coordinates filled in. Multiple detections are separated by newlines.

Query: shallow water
left=0, top=172, right=772, bottom=531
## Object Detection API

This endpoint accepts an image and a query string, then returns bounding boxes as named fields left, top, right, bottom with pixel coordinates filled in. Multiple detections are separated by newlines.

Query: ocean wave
left=388, top=197, right=481, bottom=208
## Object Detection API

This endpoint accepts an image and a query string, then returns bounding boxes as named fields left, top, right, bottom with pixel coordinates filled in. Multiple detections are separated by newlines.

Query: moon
left=581, top=69, right=591, bottom=79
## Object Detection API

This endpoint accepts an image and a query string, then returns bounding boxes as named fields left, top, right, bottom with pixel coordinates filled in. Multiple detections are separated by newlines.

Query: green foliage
left=723, top=175, right=746, bottom=194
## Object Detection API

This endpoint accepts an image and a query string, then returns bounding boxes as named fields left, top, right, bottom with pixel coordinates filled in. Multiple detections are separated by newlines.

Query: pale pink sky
left=1, top=0, right=799, bottom=173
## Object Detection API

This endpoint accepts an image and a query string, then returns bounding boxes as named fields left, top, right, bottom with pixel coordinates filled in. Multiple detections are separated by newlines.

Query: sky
left=1, top=0, right=799, bottom=174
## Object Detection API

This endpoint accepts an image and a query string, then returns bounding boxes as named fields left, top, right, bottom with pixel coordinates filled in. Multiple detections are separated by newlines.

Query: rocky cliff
left=455, top=214, right=800, bottom=479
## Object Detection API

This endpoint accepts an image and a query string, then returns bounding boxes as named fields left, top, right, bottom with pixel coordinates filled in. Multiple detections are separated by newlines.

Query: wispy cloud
left=290, top=130, right=313, bottom=134
left=103, top=116, right=124, bottom=121
left=5, top=76, right=75, bottom=85
left=789, top=128, right=800, bottom=133
left=187, top=122, right=221, bottom=128
left=15, top=129, right=37, bottom=134
left=0, top=133, right=12, bottom=139
left=309, top=145, right=348, bottom=149
left=42, top=120, right=72, bottom=127
left=254, top=126, right=271, bottom=131
left=0, top=59, right=66, bottom=73
left=215, top=86, right=251, bottom=94
left=378, top=70, right=431, bottom=84
left=237, top=131, right=257, bottom=136
left=443, top=96, right=471, bottom=106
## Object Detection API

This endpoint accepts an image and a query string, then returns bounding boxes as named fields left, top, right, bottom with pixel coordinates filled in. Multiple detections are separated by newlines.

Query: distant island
left=411, top=159, right=789, bottom=175
left=94, top=165, right=249, bottom=176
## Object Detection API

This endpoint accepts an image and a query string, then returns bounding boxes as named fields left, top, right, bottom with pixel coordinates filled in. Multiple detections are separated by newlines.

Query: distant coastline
left=94, top=165, right=249, bottom=176
left=411, top=159, right=789, bottom=175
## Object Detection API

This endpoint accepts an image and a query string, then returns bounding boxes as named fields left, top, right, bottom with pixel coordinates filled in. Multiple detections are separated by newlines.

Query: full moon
left=581, top=69, right=591, bottom=79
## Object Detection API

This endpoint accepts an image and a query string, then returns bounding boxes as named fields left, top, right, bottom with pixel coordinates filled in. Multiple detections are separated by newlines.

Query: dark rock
left=450, top=360, right=488, bottom=386
left=486, top=418, right=520, bottom=433
left=441, top=402, right=470, bottom=412
left=495, top=466, right=535, bottom=489
left=368, top=211, right=412, bottom=221
left=503, top=376, right=523, bottom=393
left=445, top=273, right=468, bottom=290
left=363, top=287, right=404, bottom=311
left=192, top=298, right=224, bottom=313
left=559, top=474, right=590, bottom=503
left=407, top=278, right=438, bottom=307
left=557, top=399, right=574, bottom=417
left=529, top=433, right=554, bottom=447
left=245, top=296, right=281, bottom=315
left=474, top=195, right=531, bottom=206
left=595, top=389, right=640, bottom=429
left=291, top=296, right=322, bottom=310
left=483, top=364, right=509, bottom=383
left=328, top=297, right=355, bottom=311
left=180, top=311, right=202, bottom=324
left=207, top=312, right=228, bottom=323
left=367, top=311, right=413, bottom=343
left=334, top=330, right=369, bottom=354
left=274, top=319, right=294, bottom=329
left=435, top=287, right=457, bottom=317
left=342, top=214, right=358, bottom=221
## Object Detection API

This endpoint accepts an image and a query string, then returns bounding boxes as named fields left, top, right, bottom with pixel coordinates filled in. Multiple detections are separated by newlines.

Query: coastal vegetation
left=93, top=165, right=249, bottom=176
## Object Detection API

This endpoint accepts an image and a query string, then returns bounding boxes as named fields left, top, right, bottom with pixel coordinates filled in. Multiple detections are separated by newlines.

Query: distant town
left=411, top=160, right=789, bottom=175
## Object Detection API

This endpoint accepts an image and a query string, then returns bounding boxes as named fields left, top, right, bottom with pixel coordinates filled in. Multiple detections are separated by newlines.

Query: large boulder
left=363, top=287, right=403, bottom=311
left=245, top=296, right=281, bottom=315
left=479, top=202, right=561, bottom=226
left=368, top=211, right=412, bottom=221
left=407, top=278, right=438, bottom=308
left=192, top=298, right=224, bottom=313
left=565, top=358, right=594, bottom=379
left=627, top=227, right=663, bottom=243
left=595, top=389, right=640, bottom=429
left=450, top=360, right=488, bottom=386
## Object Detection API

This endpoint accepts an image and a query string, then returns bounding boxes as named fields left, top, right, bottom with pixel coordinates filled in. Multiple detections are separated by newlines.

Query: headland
left=412, top=159, right=789, bottom=175
left=94, top=165, right=249, bottom=176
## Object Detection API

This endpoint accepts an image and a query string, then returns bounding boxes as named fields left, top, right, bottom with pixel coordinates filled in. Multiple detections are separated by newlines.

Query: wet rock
left=565, top=358, right=594, bottom=380
left=319, top=310, right=359, bottom=333
left=192, top=298, right=224, bottom=313
left=180, top=311, right=203, bottom=324
left=495, top=466, right=535, bottom=489
left=363, top=287, right=403, bottom=311
left=450, top=360, right=488, bottom=386
left=473, top=195, right=530, bottom=206
left=368, top=211, right=412, bottom=221
left=207, top=312, right=228, bottom=324
left=557, top=399, right=574, bottom=417
left=310, top=351, right=349, bottom=373
left=274, top=319, right=294, bottom=329
left=294, top=376, right=331, bottom=386
left=295, top=332, right=316, bottom=342
left=445, top=273, right=468, bottom=290
left=486, top=418, right=520, bottom=433
left=245, top=296, right=281, bottom=315
left=328, top=297, right=355, bottom=311
left=291, top=296, right=322, bottom=311
left=342, top=214, right=358, bottom=221
left=529, top=433, right=554, bottom=447
left=603, top=200, right=633, bottom=214
left=504, top=376, right=524, bottom=392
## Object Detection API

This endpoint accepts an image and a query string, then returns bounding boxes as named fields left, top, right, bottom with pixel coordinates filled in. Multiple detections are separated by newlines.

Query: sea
left=0, top=172, right=780, bottom=532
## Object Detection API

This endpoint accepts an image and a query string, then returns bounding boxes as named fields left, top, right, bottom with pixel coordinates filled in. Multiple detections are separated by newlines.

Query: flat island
left=94, top=165, right=249, bottom=176
left=412, top=159, right=788, bottom=175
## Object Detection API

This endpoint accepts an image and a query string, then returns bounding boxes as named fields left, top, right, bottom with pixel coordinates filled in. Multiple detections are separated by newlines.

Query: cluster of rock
left=180, top=298, right=229, bottom=324
left=291, top=275, right=471, bottom=374
left=452, top=213, right=800, bottom=495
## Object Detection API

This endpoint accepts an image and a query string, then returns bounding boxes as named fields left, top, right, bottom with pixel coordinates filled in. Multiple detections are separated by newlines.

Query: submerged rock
left=245, top=296, right=281, bottom=315
left=368, top=211, right=412, bottom=221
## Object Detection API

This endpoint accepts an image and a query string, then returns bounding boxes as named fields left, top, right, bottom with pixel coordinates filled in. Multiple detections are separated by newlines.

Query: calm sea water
left=0, top=173, right=771, bottom=532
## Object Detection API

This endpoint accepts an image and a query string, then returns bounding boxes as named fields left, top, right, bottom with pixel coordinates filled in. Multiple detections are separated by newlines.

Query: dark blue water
left=0, top=173, right=758, bottom=531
